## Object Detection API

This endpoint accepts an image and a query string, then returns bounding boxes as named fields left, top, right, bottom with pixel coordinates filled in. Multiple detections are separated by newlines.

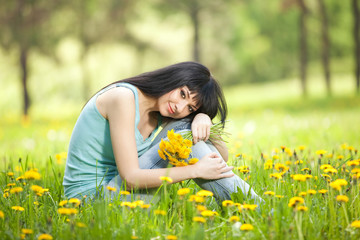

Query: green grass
left=1, top=74, right=360, bottom=239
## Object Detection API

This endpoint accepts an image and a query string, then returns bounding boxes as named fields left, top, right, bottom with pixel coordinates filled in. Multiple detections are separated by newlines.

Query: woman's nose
left=176, top=100, right=187, bottom=113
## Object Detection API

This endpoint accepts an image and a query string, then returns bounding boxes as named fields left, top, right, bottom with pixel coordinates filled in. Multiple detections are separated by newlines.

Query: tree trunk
left=298, top=0, right=308, bottom=97
left=318, top=0, right=331, bottom=96
left=20, top=46, right=30, bottom=117
left=353, top=0, right=360, bottom=94
left=190, top=0, right=200, bottom=62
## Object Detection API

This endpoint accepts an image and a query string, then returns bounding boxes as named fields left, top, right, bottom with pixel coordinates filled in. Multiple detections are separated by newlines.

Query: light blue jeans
left=105, top=120, right=263, bottom=205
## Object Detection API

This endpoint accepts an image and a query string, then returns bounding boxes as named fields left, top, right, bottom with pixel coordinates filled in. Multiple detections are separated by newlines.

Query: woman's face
left=158, top=86, right=199, bottom=119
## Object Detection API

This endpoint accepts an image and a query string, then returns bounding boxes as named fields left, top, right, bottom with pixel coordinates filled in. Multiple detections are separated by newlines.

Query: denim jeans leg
left=191, top=141, right=264, bottom=205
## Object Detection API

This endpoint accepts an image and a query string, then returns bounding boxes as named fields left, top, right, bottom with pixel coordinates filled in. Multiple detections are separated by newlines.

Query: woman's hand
left=193, top=152, right=234, bottom=180
left=192, top=113, right=212, bottom=144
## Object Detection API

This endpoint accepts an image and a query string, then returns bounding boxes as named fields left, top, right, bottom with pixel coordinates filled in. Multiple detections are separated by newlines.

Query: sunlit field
left=1, top=75, right=360, bottom=239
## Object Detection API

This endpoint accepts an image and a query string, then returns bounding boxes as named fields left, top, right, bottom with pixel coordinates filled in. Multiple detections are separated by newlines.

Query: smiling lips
left=168, top=103, right=175, bottom=114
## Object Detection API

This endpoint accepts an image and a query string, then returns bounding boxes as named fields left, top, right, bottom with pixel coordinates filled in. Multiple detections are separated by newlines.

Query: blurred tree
left=318, top=0, right=331, bottom=96
left=153, top=0, right=224, bottom=62
left=0, top=0, right=64, bottom=117
left=352, top=0, right=360, bottom=94
left=282, top=0, right=309, bottom=97
left=69, top=0, right=149, bottom=99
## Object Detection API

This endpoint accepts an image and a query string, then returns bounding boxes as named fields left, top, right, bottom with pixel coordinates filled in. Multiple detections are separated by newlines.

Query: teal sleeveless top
left=63, top=83, right=162, bottom=198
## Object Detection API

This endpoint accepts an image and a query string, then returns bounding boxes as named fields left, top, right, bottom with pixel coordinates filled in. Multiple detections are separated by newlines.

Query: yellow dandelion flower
left=284, top=148, right=292, bottom=156
left=298, top=145, right=306, bottom=151
left=351, top=168, right=360, bottom=174
left=3, top=192, right=9, bottom=198
left=120, top=190, right=130, bottom=195
left=59, top=200, right=68, bottom=207
left=307, top=190, right=317, bottom=195
left=0, top=210, right=4, bottom=219
left=222, top=200, right=234, bottom=207
left=159, top=176, right=173, bottom=183
left=188, top=158, right=199, bottom=165
left=196, top=190, right=213, bottom=197
left=175, top=161, right=188, bottom=167
left=24, top=170, right=41, bottom=180
left=337, top=155, right=344, bottom=160
left=336, top=195, right=349, bottom=203
left=275, top=195, right=284, bottom=198
left=120, top=202, right=132, bottom=207
left=193, top=216, right=206, bottom=223
left=183, top=139, right=192, bottom=148
left=201, top=210, right=216, bottom=217
left=34, top=201, right=39, bottom=205
left=58, top=208, right=78, bottom=215
left=12, top=206, right=25, bottom=211
left=270, top=173, right=283, bottom=180
left=158, top=150, right=167, bottom=160
left=241, top=204, right=258, bottom=211
left=166, top=235, right=177, bottom=240
left=348, top=146, right=355, bottom=151
left=7, top=183, right=16, bottom=187
left=106, top=186, right=117, bottom=192
left=133, top=200, right=144, bottom=207
left=38, top=233, right=53, bottom=240
left=7, top=172, right=14, bottom=177
left=264, top=161, right=273, bottom=170
left=330, top=179, right=348, bottom=191
left=292, top=174, right=307, bottom=182
left=321, top=174, right=331, bottom=179
left=10, top=187, right=23, bottom=194
left=324, top=168, right=338, bottom=174
left=189, top=195, right=204, bottom=203
left=196, top=205, right=207, bottom=212
left=131, top=236, right=138, bottom=239
left=240, top=223, right=254, bottom=231
left=288, top=197, right=304, bottom=208
left=301, top=168, right=310, bottom=172
left=350, top=220, right=360, bottom=228
left=274, top=163, right=289, bottom=173
left=154, top=209, right=166, bottom=216
left=297, top=206, right=308, bottom=212
left=320, top=164, right=333, bottom=170
left=318, top=189, right=328, bottom=194
left=264, top=191, right=275, bottom=196
left=347, top=161, right=359, bottom=167
left=229, top=216, right=240, bottom=223
left=177, top=188, right=190, bottom=196
left=21, top=229, right=33, bottom=234
left=69, top=198, right=81, bottom=206
left=299, top=192, right=307, bottom=197
left=272, top=155, right=280, bottom=160
left=159, top=140, right=166, bottom=151
left=140, top=204, right=150, bottom=209
left=316, top=150, right=327, bottom=156
left=295, top=160, right=304, bottom=165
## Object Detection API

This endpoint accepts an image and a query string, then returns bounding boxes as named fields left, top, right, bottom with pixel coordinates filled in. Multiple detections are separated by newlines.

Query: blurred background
left=0, top=0, right=359, bottom=159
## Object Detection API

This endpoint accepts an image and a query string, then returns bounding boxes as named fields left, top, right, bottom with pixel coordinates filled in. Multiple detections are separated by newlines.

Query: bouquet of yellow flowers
left=158, top=130, right=199, bottom=167
left=158, top=122, right=229, bottom=167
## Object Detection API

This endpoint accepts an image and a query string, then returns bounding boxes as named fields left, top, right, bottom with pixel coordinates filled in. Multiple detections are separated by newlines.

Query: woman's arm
left=101, top=88, right=233, bottom=189
left=191, top=113, right=229, bottom=162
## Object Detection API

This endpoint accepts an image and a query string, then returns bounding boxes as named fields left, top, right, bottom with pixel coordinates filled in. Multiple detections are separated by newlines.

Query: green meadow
left=1, top=74, right=360, bottom=239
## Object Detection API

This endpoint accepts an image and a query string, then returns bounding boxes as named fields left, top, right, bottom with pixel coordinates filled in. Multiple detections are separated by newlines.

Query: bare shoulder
left=96, top=86, right=136, bottom=119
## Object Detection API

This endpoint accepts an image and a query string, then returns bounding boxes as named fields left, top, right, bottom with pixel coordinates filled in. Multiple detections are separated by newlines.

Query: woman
left=63, top=61, right=261, bottom=204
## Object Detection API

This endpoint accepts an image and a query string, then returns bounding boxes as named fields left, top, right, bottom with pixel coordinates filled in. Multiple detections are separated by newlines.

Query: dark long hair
left=99, top=61, right=227, bottom=124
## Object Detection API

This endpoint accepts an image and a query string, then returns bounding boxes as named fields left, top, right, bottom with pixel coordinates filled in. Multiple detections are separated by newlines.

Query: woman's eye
left=180, top=90, right=185, bottom=98
left=188, top=106, right=194, bottom=113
